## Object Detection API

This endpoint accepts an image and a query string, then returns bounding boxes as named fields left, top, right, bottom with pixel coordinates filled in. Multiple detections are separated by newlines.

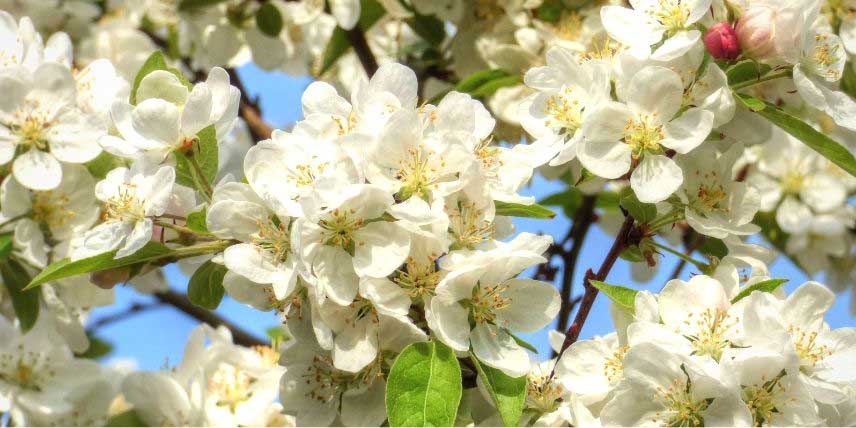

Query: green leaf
left=468, top=75, right=520, bottom=98
left=255, top=2, right=283, bottom=37
left=508, top=331, right=538, bottom=354
left=386, top=341, right=462, bottom=427
left=106, top=409, right=147, bottom=427
left=619, top=187, right=657, bottom=223
left=405, top=13, right=445, bottom=45
left=595, top=191, right=621, bottom=211
left=1, top=259, right=39, bottom=332
left=129, top=51, right=191, bottom=104
left=26, top=242, right=173, bottom=290
left=697, top=237, right=728, bottom=260
left=174, top=125, right=218, bottom=192
left=619, top=246, right=646, bottom=263
left=535, top=0, right=563, bottom=22
left=85, top=152, right=125, bottom=179
left=456, top=69, right=511, bottom=93
left=494, top=201, right=556, bottom=219
left=185, top=208, right=209, bottom=234
left=187, top=260, right=227, bottom=310
left=589, top=280, right=637, bottom=314
left=841, top=62, right=856, bottom=99
left=539, top=187, right=583, bottom=218
left=177, top=0, right=229, bottom=10
left=470, top=355, right=526, bottom=427
left=266, top=326, right=289, bottom=344
left=725, top=60, right=772, bottom=86
left=735, top=93, right=856, bottom=177
left=317, top=0, right=385, bottom=75
left=730, top=278, right=789, bottom=303
left=0, top=233, right=13, bottom=260
left=77, top=335, right=113, bottom=359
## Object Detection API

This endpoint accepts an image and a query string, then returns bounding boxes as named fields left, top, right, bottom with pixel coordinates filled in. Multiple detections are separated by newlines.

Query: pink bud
left=704, top=22, right=741, bottom=60
left=735, top=7, right=776, bottom=60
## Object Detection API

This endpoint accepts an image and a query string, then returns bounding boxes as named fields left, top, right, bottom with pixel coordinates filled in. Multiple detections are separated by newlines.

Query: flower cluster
left=0, top=0, right=854, bottom=426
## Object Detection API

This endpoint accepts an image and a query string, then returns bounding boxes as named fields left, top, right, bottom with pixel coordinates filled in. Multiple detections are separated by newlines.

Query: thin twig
left=555, top=195, right=597, bottom=336
left=154, top=289, right=266, bottom=347
left=345, top=26, right=379, bottom=77
left=87, top=301, right=164, bottom=331
left=552, top=213, right=636, bottom=372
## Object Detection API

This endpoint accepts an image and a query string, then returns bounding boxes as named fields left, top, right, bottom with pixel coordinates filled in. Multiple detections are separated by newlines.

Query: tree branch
left=154, top=289, right=266, bottom=347
left=553, top=213, right=636, bottom=366
left=87, top=301, right=164, bottom=331
left=345, top=26, right=379, bottom=77
left=555, top=195, right=597, bottom=335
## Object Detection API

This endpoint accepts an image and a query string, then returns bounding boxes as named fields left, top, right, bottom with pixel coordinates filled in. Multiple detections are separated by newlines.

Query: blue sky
left=90, top=64, right=855, bottom=370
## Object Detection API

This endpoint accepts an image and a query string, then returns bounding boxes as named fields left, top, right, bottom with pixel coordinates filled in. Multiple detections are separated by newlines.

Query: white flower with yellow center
left=519, top=46, right=610, bottom=166
left=556, top=332, right=627, bottom=407
left=601, top=0, right=712, bottom=61
left=428, top=237, right=559, bottom=377
left=207, top=181, right=299, bottom=302
left=74, top=163, right=175, bottom=259
left=294, top=184, right=410, bottom=305
left=577, top=65, right=714, bottom=203
left=0, top=62, right=104, bottom=190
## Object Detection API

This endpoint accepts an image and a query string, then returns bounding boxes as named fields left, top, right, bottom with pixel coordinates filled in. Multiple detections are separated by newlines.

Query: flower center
left=104, top=188, right=146, bottom=222
left=475, top=137, right=502, bottom=180
left=552, top=11, right=584, bottom=41
left=650, top=0, right=690, bottom=36
left=251, top=217, right=291, bottom=264
left=448, top=200, right=496, bottom=250
left=692, top=183, right=729, bottom=214
left=742, top=370, right=787, bottom=426
left=395, top=146, right=444, bottom=200
left=788, top=326, right=831, bottom=369
left=208, top=364, right=253, bottom=411
left=302, top=355, right=376, bottom=404
left=653, top=377, right=709, bottom=427
left=14, top=115, right=49, bottom=150
left=32, top=190, right=76, bottom=231
left=0, top=351, right=53, bottom=391
left=685, top=309, right=735, bottom=361
left=395, top=256, right=442, bottom=299
left=545, top=87, right=584, bottom=137
left=526, top=372, right=565, bottom=413
left=625, top=115, right=664, bottom=158
left=811, top=33, right=843, bottom=80
left=604, top=345, right=629, bottom=383
left=470, top=282, right=512, bottom=325
left=318, top=209, right=364, bottom=252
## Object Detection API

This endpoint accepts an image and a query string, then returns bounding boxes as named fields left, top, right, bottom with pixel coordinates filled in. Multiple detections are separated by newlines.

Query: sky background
left=89, top=64, right=855, bottom=371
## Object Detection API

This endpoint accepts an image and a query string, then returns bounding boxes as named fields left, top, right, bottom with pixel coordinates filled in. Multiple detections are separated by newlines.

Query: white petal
left=651, top=30, right=701, bottom=61
left=352, top=221, right=410, bottom=278
left=471, top=323, right=530, bottom=377
left=625, top=66, right=684, bottom=120
left=576, top=140, right=632, bottom=179
left=661, top=108, right=714, bottom=154
left=496, top=279, right=560, bottom=332
left=116, top=219, right=153, bottom=258
left=224, top=243, right=279, bottom=284
left=331, top=0, right=360, bottom=30
left=13, top=150, right=61, bottom=190
left=180, top=84, right=213, bottom=137
left=427, top=296, right=470, bottom=352
left=333, top=315, right=378, bottom=373
left=630, top=155, right=682, bottom=203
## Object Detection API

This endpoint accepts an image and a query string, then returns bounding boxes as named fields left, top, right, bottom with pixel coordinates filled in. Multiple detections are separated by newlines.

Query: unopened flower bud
left=704, top=22, right=741, bottom=60
left=736, top=7, right=777, bottom=60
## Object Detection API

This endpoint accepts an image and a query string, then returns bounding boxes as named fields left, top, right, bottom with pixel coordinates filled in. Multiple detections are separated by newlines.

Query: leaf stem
left=730, top=69, right=793, bottom=90
left=649, top=240, right=708, bottom=270
left=187, top=152, right=214, bottom=201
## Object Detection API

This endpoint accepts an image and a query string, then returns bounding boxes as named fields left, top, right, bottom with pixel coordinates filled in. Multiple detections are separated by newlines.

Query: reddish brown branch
left=345, top=26, right=379, bottom=77
left=555, top=195, right=597, bottom=334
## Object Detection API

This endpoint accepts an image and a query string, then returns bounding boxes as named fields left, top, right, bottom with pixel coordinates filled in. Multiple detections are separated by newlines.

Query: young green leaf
left=85, top=152, right=126, bottom=179
left=726, top=60, right=772, bottom=86
left=187, top=260, right=227, bottom=310
left=106, top=409, right=148, bottom=427
left=1, top=259, right=39, bottom=332
left=508, top=331, right=538, bottom=354
left=494, top=201, right=556, bottom=219
left=456, top=69, right=511, bottom=93
left=735, top=93, right=856, bottom=177
left=174, top=125, right=218, bottom=194
left=186, top=208, right=209, bottom=234
left=77, top=335, right=113, bottom=359
left=317, top=0, right=386, bottom=75
left=256, top=2, right=283, bottom=37
left=0, top=233, right=13, bottom=260
left=26, top=242, right=173, bottom=290
left=386, top=341, right=462, bottom=427
left=130, top=51, right=192, bottom=104
left=619, top=187, right=658, bottom=223
left=470, top=355, right=527, bottom=427
left=589, top=280, right=638, bottom=314
left=405, top=13, right=445, bottom=45
left=731, top=278, right=789, bottom=303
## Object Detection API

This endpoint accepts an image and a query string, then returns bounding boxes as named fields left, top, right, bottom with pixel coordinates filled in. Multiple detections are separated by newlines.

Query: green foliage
left=539, top=187, right=584, bottom=218
left=255, top=2, right=283, bottom=37
left=736, top=93, right=856, bottom=177
left=26, top=242, right=173, bottom=290
left=187, top=260, right=227, bottom=310
left=494, top=201, right=556, bottom=219
left=469, top=355, right=527, bottom=427
left=174, top=125, right=219, bottom=194
left=0, top=233, right=12, bottom=260
left=430, top=69, right=521, bottom=103
left=405, top=13, right=445, bottom=45
left=725, top=60, right=772, bottom=86
left=589, top=280, right=637, bottom=314
left=619, top=187, right=657, bottom=223
left=697, top=237, right=728, bottom=260
left=106, top=409, right=147, bottom=427
left=731, top=278, right=789, bottom=303
left=508, top=331, right=538, bottom=354
left=386, top=341, right=462, bottom=427
left=1, top=259, right=39, bottom=332
left=318, top=0, right=386, bottom=75
left=185, top=208, right=209, bottom=234
left=130, top=51, right=191, bottom=105
left=77, top=335, right=113, bottom=359
left=85, top=152, right=126, bottom=179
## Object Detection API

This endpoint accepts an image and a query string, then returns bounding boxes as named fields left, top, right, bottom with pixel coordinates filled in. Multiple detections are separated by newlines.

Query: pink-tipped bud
left=735, top=7, right=776, bottom=60
left=704, top=22, right=741, bottom=60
